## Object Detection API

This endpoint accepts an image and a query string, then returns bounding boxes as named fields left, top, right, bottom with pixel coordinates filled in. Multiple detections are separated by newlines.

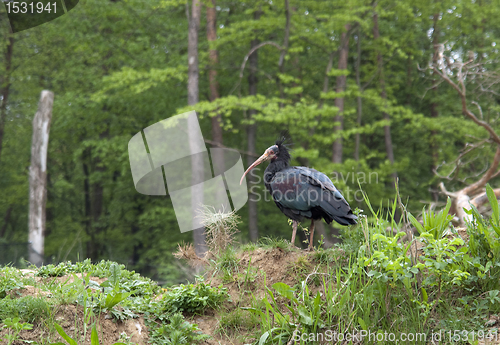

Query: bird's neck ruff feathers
left=274, top=138, right=291, bottom=165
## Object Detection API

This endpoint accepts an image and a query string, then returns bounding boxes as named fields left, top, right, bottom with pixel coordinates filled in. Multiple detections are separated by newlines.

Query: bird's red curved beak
left=240, top=150, right=272, bottom=185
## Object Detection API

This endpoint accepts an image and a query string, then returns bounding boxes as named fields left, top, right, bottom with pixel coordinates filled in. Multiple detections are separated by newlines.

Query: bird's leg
left=308, top=219, right=315, bottom=251
left=290, top=220, right=298, bottom=247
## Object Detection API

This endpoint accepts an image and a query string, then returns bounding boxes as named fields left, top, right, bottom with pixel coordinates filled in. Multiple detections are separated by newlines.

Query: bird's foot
left=305, top=246, right=315, bottom=252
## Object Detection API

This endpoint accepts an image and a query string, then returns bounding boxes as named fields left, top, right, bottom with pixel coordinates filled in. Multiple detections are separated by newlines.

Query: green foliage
left=0, top=267, right=24, bottom=299
left=243, top=281, right=325, bottom=344
left=245, top=190, right=500, bottom=343
left=464, top=184, right=500, bottom=290
left=149, top=313, right=209, bottom=345
left=259, top=237, right=291, bottom=252
left=0, top=0, right=500, bottom=293
left=50, top=323, right=126, bottom=345
left=0, top=296, right=51, bottom=323
left=216, top=308, right=259, bottom=336
left=160, top=278, right=229, bottom=315
left=1, top=317, right=33, bottom=345
left=408, top=198, right=453, bottom=239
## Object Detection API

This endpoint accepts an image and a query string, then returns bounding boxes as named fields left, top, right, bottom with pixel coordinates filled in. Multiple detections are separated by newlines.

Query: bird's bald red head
left=239, top=145, right=277, bottom=185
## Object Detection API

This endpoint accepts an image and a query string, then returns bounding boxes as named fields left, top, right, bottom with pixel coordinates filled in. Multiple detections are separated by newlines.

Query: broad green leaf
left=91, top=326, right=99, bottom=345
left=54, top=323, right=77, bottom=345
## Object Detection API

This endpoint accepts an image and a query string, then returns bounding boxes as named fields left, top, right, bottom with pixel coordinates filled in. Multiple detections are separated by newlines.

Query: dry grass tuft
left=173, top=242, right=209, bottom=267
left=199, top=205, right=240, bottom=255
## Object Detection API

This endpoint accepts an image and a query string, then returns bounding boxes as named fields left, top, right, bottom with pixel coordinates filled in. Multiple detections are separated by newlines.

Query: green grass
left=3, top=186, right=500, bottom=344
left=238, top=186, right=500, bottom=344
left=259, top=236, right=292, bottom=252
left=216, top=307, right=260, bottom=342
left=0, top=296, right=52, bottom=323
left=0, top=260, right=228, bottom=344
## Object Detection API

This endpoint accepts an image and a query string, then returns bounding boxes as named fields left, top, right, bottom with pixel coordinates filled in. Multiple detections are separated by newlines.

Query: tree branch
left=229, top=41, right=284, bottom=95
left=204, top=139, right=259, bottom=158
left=432, top=66, right=500, bottom=145
left=463, top=145, right=500, bottom=195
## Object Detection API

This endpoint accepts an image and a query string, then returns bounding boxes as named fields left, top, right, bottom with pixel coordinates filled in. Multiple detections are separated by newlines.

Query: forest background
left=1, top=0, right=499, bottom=285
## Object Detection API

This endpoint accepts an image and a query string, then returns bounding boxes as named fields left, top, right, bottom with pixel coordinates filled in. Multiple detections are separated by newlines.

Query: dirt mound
left=0, top=246, right=343, bottom=345
left=0, top=267, right=151, bottom=345
left=194, top=246, right=344, bottom=344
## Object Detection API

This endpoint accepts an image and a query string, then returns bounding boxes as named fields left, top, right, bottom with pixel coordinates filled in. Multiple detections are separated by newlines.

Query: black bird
left=240, top=138, right=357, bottom=250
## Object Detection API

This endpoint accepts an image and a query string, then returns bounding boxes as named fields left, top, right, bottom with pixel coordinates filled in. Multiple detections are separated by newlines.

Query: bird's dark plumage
left=240, top=138, right=357, bottom=249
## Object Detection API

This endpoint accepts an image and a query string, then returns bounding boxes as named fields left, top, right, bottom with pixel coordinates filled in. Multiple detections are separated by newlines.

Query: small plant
left=408, top=197, right=453, bottom=239
left=50, top=323, right=127, bottom=345
left=216, top=308, right=259, bottom=337
left=464, top=184, right=500, bottom=290
left=207, top=246, right=240, bottom=284
left=0, top=295, right=52, bottom=323
left=1, top=317, right=33, bottom=345
left=199, top=205, right=240, bottom=255
left=161, top=277, right=229, bottom=315
left=96, top=263, right=131, bottom=313
left=36, top=262, right=70, bottom=277
left=243, top=282, right=325, bottom=344
left=150, top=313, right=209, bottom=345
left=287, top=255, right=311, bottom=278
left=0, top=266, right=24, bottom=298
left=259, top=236, right=290, bottom=252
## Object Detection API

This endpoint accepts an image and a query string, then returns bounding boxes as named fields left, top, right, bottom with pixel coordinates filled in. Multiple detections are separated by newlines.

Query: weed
left=210, top=247, right=240, bottom=284
left=1, top=317, right=33, bottom=345
left=199, top=205, right=240, bottom=255
left=240, top=242, right=258, bottom=252
left=0, top=295, right=52, bottom=323
left=216, top=308, right=259, bottom=336
left=160, top=277, right=229, bottom=315
left=259, top=237, right=290, bottom=252
left=243, top=281, right=325, bottom=344
left=150, top=313, right=209, bottom=345
left=287, top=255, right=311, bottom=278
left=50, top=323, right=126, bottom=345
left=408, top=197, right=453, bottom=239
left=0, top=266, right=24, bottom=298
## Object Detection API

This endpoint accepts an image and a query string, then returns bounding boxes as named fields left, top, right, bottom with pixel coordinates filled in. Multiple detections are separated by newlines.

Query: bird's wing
left=292, top=167, right=357, bottom=225
left=293, top=166, right=344, bottom=198
left=269, top=169, right=313, bottom=216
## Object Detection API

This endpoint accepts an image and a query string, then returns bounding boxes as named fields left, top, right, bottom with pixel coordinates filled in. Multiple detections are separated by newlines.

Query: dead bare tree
left=28, top=90, right=54, bottom=266
left=432, top=52, right=500, bottom=225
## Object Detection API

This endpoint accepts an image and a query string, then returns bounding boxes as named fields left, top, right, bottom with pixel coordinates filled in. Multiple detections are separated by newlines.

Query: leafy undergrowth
left=0, top=260, right=228, bottom=345
left=4, top=185, right=500, bottom=344
left=194, top=185, right=500, bottom=345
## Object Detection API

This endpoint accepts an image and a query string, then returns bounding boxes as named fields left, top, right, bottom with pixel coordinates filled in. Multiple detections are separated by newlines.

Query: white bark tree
left=28, top=90, right=54, bottom=266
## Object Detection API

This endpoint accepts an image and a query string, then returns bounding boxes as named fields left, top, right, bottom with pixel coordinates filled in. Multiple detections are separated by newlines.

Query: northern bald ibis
left=240, top=138, right=357, bottom=250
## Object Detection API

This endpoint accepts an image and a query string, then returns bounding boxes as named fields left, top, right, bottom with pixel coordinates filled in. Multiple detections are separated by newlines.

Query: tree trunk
left=277, top=0, right=290, bottom=105
left=206, top=0, right=225, bottom=209
left=0, top=28, right=14, bottom=163
left=354, top=29, right=362, bottom=162
left=28, top=90, right=54, bottom=266
left=440, top=146, right=500, bottom=225
left=247, top=10, right=261, bottom=243
left=332, top=24, right=351, bottom=164
left=430, top=13, right=440, bottom=200
left=0, top=206, right=13, bottom=239
left=373, top=11, right=397, bottom=181
left=89, top=129, right=108, bottom=260
left=187, top=0, right=206, bottom=258
left=82, top=148, right=92, bottom=259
